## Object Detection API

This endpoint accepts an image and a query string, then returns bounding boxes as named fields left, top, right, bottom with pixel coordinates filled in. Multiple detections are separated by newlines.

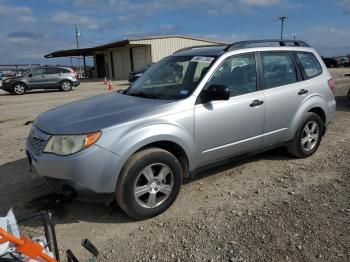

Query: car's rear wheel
left=116, top=148, right=182, bottom=219
left=13, top=83, right=26, bottom=95
left=60, top=80, right=72, bottom=91
left=287, top=112, right=324, bottom=158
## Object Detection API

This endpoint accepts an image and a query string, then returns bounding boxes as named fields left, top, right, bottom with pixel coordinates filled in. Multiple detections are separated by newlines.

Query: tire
left=116, top=148, right=183, bottom=219
left=12, top=82, right=26, bottom=95
left=60, top=80, right=72, bottom=91
left=347, top=88, right=350, bottom=103
left=287, top=112, right=324, bottom=158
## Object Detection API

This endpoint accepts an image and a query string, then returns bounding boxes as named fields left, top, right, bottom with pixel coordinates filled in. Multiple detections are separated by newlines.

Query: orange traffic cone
left=108, top=80, right=112, bottom=90
left=104, top=77, right=107, bottom=85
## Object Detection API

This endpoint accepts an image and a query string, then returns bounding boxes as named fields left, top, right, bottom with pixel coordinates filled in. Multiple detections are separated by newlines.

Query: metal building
left=45, top=35, right=224, bottom=80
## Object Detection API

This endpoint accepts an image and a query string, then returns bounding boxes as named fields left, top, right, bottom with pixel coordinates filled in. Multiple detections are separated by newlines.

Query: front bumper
left=26, top=138, right=122, bottom=200
left=1, top=81, right=13, bottom=91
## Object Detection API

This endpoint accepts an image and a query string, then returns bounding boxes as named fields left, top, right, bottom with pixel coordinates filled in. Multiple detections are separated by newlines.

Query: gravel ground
left=0, top=69, right=349, bottom=262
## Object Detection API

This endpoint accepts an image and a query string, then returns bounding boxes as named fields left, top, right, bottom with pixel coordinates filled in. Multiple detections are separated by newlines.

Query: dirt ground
left=0, top=69, right=349, bottom=262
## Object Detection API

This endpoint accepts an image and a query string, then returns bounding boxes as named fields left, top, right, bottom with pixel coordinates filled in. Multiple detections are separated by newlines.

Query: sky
left=0, top=0, right=350, bottom=65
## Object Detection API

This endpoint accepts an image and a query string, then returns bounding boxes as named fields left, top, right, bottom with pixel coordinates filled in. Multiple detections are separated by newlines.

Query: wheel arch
left=288, top=96, right=328, bottom=139
left=134, top=140, right=190, bottom=179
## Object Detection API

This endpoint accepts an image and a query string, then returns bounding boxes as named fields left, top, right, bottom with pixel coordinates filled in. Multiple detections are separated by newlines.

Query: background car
left=1, top=66, right=80, bottom=95
left=322, top=57, right=338, bottom=68
left=128, top=63, right=153, bottom=82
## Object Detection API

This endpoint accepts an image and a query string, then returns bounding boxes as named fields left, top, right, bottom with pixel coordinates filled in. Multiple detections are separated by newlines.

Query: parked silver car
left=1, top=66, right=80, bottom=95
left=26, top=40, right=336, bottom=219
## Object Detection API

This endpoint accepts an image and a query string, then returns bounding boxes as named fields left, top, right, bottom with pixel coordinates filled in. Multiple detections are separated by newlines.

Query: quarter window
left=296, top=52, right=322, bottom=79
left=208, top=54, right=257, bottom=97
left=261, top=52, right=297, bottom=89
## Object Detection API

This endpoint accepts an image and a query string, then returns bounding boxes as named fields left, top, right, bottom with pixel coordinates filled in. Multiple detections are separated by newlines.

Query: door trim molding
left=202, top=127, right=287, bottom=154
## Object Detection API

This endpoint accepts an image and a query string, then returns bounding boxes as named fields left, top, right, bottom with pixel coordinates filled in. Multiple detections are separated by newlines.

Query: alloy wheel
left=301, top=120, right=319, bottom=152
left=61, top=81, right=72, bottom=91
left=14, top=84, right=25, bottom=94
left=133, top=163, right=174, bottom=209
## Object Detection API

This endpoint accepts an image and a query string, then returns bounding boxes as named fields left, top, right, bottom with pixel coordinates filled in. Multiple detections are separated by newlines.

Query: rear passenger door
left=44, top=68, right=61, bottom=87
left=260, top=51, right=309, bottom=146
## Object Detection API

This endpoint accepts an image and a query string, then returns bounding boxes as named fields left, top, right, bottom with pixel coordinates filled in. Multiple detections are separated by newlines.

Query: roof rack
left=224, top=39, right=309, bottom=51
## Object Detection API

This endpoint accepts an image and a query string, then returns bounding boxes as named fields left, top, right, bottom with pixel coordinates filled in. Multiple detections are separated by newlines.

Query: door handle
left=250, top=100, right=264, bottom=107
left=298, top=89, right=308, bottom=95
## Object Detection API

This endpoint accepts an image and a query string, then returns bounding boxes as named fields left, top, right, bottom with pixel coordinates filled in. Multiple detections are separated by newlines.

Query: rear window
left=296, top=52, right=322, bottom=79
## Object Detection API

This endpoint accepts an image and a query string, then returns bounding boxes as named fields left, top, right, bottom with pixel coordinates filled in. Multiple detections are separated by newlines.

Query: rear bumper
left=326, top=99, right=336, bottom=126
left=72, top=80, right=80, bottom=86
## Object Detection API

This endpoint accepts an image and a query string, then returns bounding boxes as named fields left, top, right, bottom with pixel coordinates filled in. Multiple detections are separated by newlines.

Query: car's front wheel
left=287, top=112, right=324, bottom=158
left=60, top=80, right=72, bottom=91
left=13, top=83, right=26, bottom=95
left=116, top=148, right=182, bottom=219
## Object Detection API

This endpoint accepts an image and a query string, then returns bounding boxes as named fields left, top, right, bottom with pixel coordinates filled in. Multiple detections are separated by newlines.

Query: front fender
left=97, top=122, right=196, bottom=171
left=288, top=94, right=329, bottom=139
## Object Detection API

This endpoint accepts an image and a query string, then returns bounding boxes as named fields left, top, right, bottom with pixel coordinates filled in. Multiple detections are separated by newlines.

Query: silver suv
left=26, top=40, right=336, bottom=219
left=1, top=66, right=80, bottom=95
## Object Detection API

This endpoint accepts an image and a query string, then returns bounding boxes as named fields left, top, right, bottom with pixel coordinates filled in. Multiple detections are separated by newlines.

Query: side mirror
left=202, top=84, right=230, bottom=103
left=28, top=73, right=33, bottom=77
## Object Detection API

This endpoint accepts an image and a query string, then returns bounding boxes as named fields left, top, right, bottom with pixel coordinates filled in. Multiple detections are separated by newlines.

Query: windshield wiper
left=129, top=92, right=159, bottom=99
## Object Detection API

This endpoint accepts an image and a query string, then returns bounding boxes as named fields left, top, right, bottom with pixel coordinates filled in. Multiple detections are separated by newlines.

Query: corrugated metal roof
left=45, top=35, right=225, bottom=58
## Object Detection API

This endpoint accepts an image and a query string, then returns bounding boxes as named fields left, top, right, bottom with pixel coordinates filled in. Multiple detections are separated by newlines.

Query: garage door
left=132, top=47, right=147, bottom=71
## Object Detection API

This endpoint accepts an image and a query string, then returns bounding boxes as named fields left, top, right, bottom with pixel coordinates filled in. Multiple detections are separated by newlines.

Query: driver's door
left=195, top=53, right=265, bottom=165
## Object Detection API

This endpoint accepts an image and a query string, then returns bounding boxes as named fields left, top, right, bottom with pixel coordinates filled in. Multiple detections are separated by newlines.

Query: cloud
left=18, top=15, right=37, bottom=23
left=52, top=11, right=101, bottom=30
left=8, top=31, right=43, bottom=39
left=0, top=0, right=37, bottom=24
left=339, top=0, right=350, bottom=13
left=241, top=0, right=280, bottom=6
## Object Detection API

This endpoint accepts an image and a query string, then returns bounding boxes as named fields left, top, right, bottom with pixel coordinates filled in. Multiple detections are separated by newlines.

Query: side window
left=31, top=68, right=45, bottom=76
left=261, top=52, right=297, bottom=89
left=296, top=52, right=322, bottom=79
left=46, top=68, right=60, bottom=74
left=208, top=54, right=257, bottom=97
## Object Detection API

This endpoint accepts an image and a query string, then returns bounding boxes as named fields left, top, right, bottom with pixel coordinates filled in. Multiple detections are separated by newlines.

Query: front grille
left=28, top=135, right=47, bottom=156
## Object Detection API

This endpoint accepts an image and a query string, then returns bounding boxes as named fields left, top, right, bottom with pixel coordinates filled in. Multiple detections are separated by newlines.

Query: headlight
left=44, top=131, right=101, bottom=156
left=134, top=73, right=142, bottom=77
left=3, top=79, right=11, bottom=83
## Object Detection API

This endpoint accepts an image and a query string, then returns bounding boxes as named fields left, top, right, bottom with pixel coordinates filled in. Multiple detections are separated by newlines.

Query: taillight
left=70, top=69, right=77, bottom=77
left=328, top=78, right=335, bottom=92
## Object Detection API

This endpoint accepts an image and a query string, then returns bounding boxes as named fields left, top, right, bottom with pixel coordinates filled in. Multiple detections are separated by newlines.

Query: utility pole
left=278, top=16, right=287, bottom=40
left=75, top=25, right=81, bottom=76
left=75, top=24, right=80, bottom=49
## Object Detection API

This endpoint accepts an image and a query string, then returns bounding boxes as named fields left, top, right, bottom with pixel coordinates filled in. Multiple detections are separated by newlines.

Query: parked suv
left=1, top=66, right=80, bottom=95
left=26, top=40, right=336, bottom=219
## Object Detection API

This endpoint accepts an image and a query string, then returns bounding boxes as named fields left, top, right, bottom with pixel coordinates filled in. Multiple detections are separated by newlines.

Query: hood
left=35, top=92, right=174, bottom=134
left=5, top=76, right=21, bottom=82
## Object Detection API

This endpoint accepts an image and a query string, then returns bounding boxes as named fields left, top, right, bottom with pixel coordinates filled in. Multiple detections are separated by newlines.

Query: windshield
left=127, top=55, right=216, bottom=100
